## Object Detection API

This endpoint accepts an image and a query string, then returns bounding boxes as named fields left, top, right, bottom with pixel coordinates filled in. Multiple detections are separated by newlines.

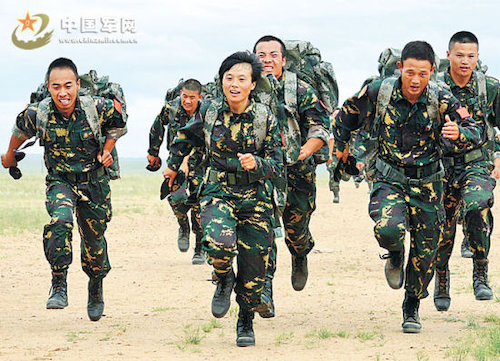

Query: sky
left=0, top=0, right=498, bottom=160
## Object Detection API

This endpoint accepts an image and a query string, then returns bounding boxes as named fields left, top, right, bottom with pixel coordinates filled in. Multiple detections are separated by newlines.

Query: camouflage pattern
left=167, top=97, right=283, bottom=311
left=436, top=70, right=500, bottom=269
left=13, top=96, right=126, bottom=278
left=333, top=76, right=481, bottom=299
left=148, top=99, right=205, bottom=243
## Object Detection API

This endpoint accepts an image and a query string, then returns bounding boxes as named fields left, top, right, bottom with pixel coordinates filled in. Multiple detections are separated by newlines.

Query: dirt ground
left=0, top=178, right=498, bottom=361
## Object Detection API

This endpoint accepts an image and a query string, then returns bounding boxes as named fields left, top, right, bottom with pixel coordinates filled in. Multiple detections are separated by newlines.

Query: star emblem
left=17, top=11, right=39, bottom=33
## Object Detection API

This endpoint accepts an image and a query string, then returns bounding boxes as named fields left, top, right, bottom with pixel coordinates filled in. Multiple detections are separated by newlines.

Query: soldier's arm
left=333, top=84, right=375, bottom=157
left=166, top=111, right=205, bottom=173
left=97, top=98, right=127, bottom=141
left=244, top=110, right=283, bottom=181
left=148, top=105, right=168, bottom=158
left=441, top=91, right=482, bottom=150
left=297, top=81, right=330, bottom=149
left=2, top=105, right=38, bottom=168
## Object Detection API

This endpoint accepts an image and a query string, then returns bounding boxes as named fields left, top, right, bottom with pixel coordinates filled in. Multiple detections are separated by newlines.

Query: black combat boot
left=236, top=308, right=255, bottom=347
left=291, top=255, right=308, bottom=291
left=256, top=276, right=275, bottom=318
left=46, top=270, right=68, bottom=309
left=461, top=238, right=473, bottom=258
left=87, top=278, right=104, bottom=321
left=177, top=220, right=190, bottom=252
left=381, top=247, right=404, bottom=289
left=473, top=258, right=493, bottom=300
left=191, top=241, right=206, bottom=265
left=211, top=269, right=235, bottom=318
left=333, top=187, right=340, bottom=203
left=402, top=292, right=421, bottom=333
left=433, top=266, right=451, bottom=311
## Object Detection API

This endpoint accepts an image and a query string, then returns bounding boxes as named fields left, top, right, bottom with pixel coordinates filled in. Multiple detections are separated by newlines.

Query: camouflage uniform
left=436, top=70, right=500, bottom=268
left=333, top=78, right=480, bottom=299
left=148, top=98, right=205, bottom=246
left=167, top=98, right=283, bottom=311
left=266, top=71, right=330, bottom=279
left=12, top=97, right=126, bottom=280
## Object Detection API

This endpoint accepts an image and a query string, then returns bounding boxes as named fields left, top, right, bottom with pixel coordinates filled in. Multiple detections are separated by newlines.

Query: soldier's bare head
left=180, top=79, right=202, bottom=117
left=397, top=41, right=436, bottom=104
left=219, top=51, right=261, bottom=113
left=254, top=35, right=287, bottom=79
left=447, top=31, right=479, bottom=83
left=46, top=57, right=81, bottom=117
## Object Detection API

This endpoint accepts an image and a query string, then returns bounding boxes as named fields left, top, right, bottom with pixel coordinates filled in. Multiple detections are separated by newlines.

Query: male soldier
left=1, top=58, right=127, bottom=321
left=253, top=35, right=331, bottom=300
left=433, top=31, right=499, bottom=311
left=147, top=79, right=205, bottom=264
left=333, top=41, right=480, bottom=333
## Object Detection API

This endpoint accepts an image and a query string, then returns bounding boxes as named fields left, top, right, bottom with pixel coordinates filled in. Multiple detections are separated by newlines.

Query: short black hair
left=46, top=57, right=79, bottom=82
left=218, top=51, right=263, bottom=83
left=449, top=31, right=479, bottom=50
left=401, top=41, right=435, bottom=67
left=182, top=78, right=202, bottom=94
left=253, top=35, right=287, bottom=57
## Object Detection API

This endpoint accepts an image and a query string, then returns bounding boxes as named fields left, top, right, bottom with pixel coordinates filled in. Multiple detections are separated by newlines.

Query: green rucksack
left=361, top=48, right=443, bottom=180
left=30, top=70, right=127, bottom=179
left=282, top=40, right=338, bottom=164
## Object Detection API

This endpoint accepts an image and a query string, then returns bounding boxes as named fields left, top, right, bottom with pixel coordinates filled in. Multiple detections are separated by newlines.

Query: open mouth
left=58, top=97, right=71, bottom=106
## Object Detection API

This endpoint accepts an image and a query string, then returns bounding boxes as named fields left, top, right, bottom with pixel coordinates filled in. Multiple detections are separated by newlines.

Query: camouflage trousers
left=43, top=172, right=112, bottom=280
left=436, top=163, right=495, bottom=269
left=265, top=160, right=316, bottom=279
left=369, top=178, right=444, bottom=299
left=283, top=159, right=317, bottom=257
left=200, top=182, right=274, bottom=311
left=167, top=182, right=202, bottom=246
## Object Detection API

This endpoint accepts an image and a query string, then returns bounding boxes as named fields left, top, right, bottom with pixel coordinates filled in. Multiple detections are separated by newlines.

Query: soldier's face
left=222, top=63, right=256, bottom=110
left=47, top=67, right=80, bottom=117
left=447, top=42, right=478, bottom=81
left=180, top=88, right=202, bottom=116
left=255, top=40, right=287, bottom=79
left=397, top=58, right=435, bottom=103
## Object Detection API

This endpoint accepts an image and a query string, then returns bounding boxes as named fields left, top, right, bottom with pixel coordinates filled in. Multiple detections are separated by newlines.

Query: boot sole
left=402, top=322, right=421, bottom=333
left=475, top=294, right=493, bottom=301
left=236, top=337, right=255, bottom=347
left=191, top=256, right=206, bottom=265
left=46, top=302, right=68, bottom=309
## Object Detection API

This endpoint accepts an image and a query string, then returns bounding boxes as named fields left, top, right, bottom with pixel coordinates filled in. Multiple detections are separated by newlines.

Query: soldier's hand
left=491, top=158, right=500, bottom=179
left=335, top=148, right=349, bottom=163
left=442, top=115, right=460, bottom=140
left=163, top=167, right=178, bottom=187
left=238, top=153, right=256, bottom=170
left=147, top=154, right=160, bottom=167
left=1, top=151, right=17, bottom=169
left=98, top=150, right=114, bottom=168
left=356, top=162, right=365, bottom=171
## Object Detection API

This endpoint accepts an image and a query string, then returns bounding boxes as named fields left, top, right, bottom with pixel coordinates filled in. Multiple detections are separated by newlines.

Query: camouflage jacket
left=166, top=97, right=283, bottom=186
left=13, top=96, right=126, bottom=174
left=438, top=70, right=500, bottom=158
left=333, top=77, right=481, bottom=168
left=277, top=70, right=330, bottom=164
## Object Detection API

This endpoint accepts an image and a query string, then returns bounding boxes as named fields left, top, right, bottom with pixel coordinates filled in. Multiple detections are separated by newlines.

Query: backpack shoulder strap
left=426, top=81, right=441, bottom=125
left=373, top=77, right=396, bottom=136
left=79, top=95, right=102, bottom=140
left=475, top=70, right=488, bottom=116
left=168, top=97, right=181, bottom=123
left=283, top=70, right=298, bottom=110
left=203, top=98, right=223, bottom=149
left=252, top=102, right=269, bottom=151
left=35, top=97, right=53, bottom=143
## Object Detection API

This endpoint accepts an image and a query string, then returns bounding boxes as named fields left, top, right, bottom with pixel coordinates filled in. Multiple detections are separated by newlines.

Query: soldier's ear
left=76, top=79, right=81, bottom=91
left=251, top=81, right=256, bottom=91
left=397, top=61, right=403, bottom=72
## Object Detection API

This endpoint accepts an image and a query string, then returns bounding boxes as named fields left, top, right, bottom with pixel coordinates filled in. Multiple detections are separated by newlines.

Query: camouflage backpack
left=361, top=48, right=443, bottom=180
left=282, top=40, right=338, bottom=164
left=31, top=70, right=127, bottom=179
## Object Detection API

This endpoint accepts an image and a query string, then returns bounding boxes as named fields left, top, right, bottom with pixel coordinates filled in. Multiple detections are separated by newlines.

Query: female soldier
left=163, top=51, right=283, bottom=347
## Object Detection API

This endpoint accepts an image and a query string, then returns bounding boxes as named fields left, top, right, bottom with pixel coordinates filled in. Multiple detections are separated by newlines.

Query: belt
left=375, top=158, right=444, bottom=186
left=207, top=168, right=251, bottom=186
left=59, top=167, right=106, bottom=183
left=443, top=148, right=484, bottom=167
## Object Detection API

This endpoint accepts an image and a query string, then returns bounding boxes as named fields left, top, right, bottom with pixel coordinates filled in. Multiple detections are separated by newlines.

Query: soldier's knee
left=374, top=222, right=404, bottom=248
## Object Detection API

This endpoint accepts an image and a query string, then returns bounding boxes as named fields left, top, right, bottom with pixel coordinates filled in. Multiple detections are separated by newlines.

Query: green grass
left=201, top=319, right=222, bottom=333
left=176, top=324, right=204, bottom=351
left=446, top=322, right=500, bottom=360
left=152, top=306, right=173, bottom=313
left=275, top=331, right=294, bottom=346
left=356, top=330, right=383, bottom=342
left=66, top=331, right=89, bottom=342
